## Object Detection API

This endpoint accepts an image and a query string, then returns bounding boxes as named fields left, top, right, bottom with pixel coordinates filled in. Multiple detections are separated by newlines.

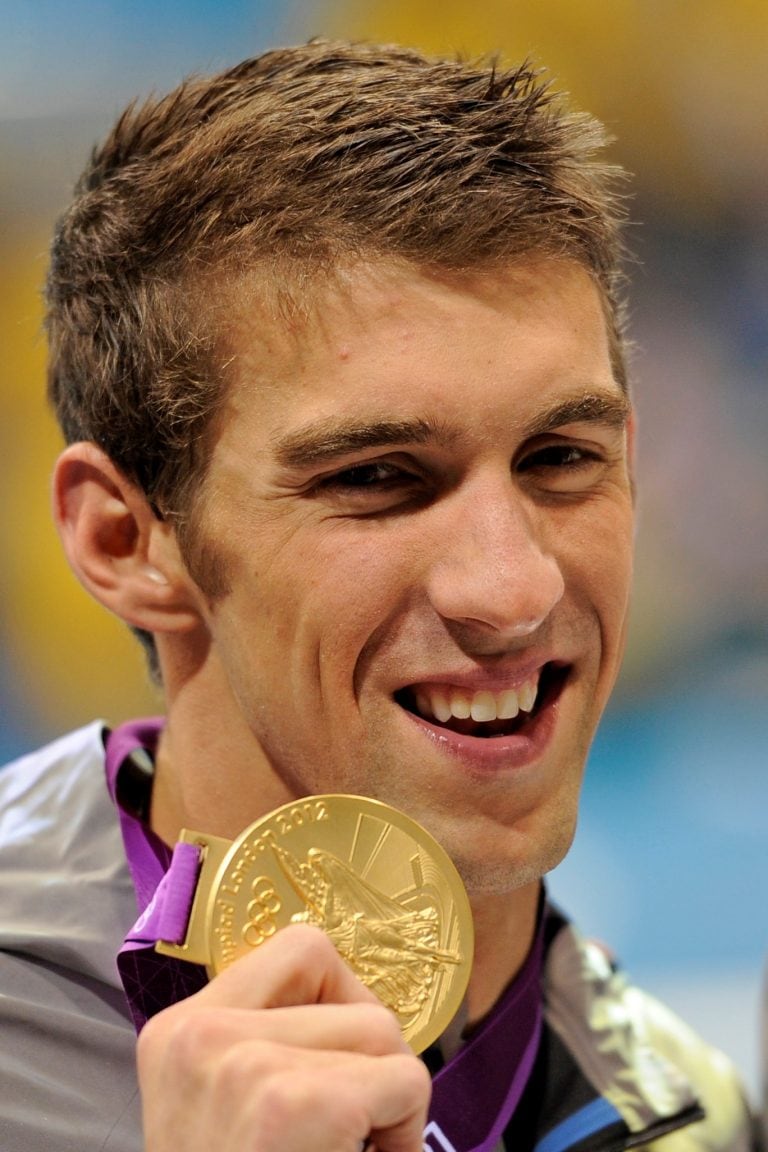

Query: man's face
left=188, top=258, right=634, bottom=896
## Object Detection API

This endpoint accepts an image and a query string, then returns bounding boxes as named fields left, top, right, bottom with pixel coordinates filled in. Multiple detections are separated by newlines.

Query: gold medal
left=156, top=794, right=474, bottom=1052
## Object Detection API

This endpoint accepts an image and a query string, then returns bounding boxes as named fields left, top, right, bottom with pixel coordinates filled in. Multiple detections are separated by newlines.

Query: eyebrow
left=272, top=416, right=458, bottom=469
left=525, top=391, right=632, bottom=437
left=272, top=390, right=631, bottom=470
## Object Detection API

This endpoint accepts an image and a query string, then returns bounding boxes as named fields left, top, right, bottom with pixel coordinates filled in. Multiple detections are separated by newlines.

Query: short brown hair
left=46, top=39, right=629, bottom=666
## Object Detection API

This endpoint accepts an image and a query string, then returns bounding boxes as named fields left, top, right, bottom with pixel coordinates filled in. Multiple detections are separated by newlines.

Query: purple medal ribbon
left=107, top=720, right=543, bottom=1152
left=106, top=720, right=208, bottom=1027
left=428, top=935, right=542, bottom=1152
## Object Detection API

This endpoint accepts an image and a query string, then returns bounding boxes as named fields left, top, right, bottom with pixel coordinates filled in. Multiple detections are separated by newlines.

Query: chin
left=451, top=815, right=576, bottom=898
left=455, top=854, right=548, bottom=898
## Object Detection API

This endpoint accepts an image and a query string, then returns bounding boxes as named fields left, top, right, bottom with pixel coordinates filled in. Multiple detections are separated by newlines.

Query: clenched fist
left=137, top=924, right=432, bottom=1152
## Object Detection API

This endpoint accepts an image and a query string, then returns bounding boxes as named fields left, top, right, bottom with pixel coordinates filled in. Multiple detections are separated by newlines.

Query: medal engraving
left=157, top=795, right=474, bottom=1052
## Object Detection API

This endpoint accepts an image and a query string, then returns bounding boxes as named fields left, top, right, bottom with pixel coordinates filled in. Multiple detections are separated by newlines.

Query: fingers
left=137, top=923, right=431, bottom=1152
left=197, top=922, right=384, bottom=1013
left=267, top=1051, right=430, bottom=1152
left=157, top=1000, right=407, bottom=1058
left=143, top=1050, right=430, bottom=1152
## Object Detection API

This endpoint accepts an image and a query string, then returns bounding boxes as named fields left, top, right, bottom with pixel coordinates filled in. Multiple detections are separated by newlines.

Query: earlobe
left=52, top=442, right=204, bottom=634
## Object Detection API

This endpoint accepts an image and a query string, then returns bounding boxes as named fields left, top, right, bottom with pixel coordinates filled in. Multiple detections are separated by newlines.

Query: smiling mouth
left=395, top=664, right=567, bottom=739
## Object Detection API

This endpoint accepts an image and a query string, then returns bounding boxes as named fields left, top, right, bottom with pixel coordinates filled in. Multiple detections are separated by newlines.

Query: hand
left=137, top=923, right=431, bottom=1152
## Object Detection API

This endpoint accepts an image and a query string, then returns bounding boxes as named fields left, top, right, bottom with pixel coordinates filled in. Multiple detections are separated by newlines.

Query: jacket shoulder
left=543, top=912, right=754, bottom=1150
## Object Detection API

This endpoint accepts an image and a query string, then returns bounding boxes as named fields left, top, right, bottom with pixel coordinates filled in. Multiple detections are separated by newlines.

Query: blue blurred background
left=2, top=0, right=765, bottom=1103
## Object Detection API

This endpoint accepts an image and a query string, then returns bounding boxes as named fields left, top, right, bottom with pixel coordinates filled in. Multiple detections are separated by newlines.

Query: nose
left=426, top=480, right=565, bottom=641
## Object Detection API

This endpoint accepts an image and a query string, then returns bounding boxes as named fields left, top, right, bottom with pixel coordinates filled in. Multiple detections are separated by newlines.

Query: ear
left=52, top=442, right=204, bottom=635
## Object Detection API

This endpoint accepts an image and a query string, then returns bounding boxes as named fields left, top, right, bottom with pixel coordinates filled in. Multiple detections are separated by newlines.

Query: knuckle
left=255, top=1072, right=302, bottom=1120
left=208, top=1038, right=274, bottom=1097
left=398, top=1052, right=432, bottom=1106
left=173, top=1042, right=286, bottom=1142
left=278, top=921, right=341, bottom=967
left=254, top=1071, right=369, bottom=1146
left=137, top=1004, right=221, bottom=1079
left=355, top=1002, right=405, bottom=1052
left=250, top=1071, right=321, bottom=1143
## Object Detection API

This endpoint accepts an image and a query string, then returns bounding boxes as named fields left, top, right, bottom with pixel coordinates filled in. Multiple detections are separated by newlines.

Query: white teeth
left=416, top=676, right=540, bottom=725
left=431, top=690, right=452, bottom=723
left=449, top=691, right=472, bottom=720
left=518, top=680, right=537, bottom=713
left=470, top=691, right=497, bottom=722
left=497, top=689, right=520, bottom=720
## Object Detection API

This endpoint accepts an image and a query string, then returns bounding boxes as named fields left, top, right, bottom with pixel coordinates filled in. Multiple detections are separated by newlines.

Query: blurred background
left=2, top=0, right=766, bottom=1104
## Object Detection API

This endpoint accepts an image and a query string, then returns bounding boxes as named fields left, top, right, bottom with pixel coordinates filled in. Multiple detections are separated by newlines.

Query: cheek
left=257, top=535, right=420, bottom=690
left=581, top=515, right=635, bottom=680
left=558, top=505, right=634, bottom=647
left=311, top=527, right=426, bottom=621
left=602, top=522, right=634, bottom=619
left=579, top=502, right=634, bottom=595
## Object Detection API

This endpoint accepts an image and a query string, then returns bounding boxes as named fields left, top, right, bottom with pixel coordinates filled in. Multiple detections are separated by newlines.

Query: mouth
left=394, top=663, right=568, bottom=740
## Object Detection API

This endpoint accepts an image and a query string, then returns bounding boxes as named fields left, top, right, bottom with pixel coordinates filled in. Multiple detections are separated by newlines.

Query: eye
left=321, top=461, right=407, bottom=489
left=516, top=439, right=611, bottom=494
left=518, top=444, right=598, bottom=471
left=312, top=456, right=432, bottom=515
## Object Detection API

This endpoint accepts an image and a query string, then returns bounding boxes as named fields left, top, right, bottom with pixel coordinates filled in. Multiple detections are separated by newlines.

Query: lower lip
left=400, top=686, right=562, bottom=772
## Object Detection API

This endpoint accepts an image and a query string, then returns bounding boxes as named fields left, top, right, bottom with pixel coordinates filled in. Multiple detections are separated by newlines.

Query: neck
left=465, top=882, right=542, bottom=1024
left=149, top=641, right=295, bottom=845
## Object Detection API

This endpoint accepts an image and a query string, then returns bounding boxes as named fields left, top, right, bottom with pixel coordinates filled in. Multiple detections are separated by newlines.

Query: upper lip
left=397, top=655, right=562, bottom=694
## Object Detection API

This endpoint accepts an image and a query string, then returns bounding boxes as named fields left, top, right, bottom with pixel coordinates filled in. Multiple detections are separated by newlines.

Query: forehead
left=218, top=256, right=619, bottom=440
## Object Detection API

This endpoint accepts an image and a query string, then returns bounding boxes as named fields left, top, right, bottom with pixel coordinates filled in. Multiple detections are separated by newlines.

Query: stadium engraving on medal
left=175, top=795, right=474, bottom=1052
